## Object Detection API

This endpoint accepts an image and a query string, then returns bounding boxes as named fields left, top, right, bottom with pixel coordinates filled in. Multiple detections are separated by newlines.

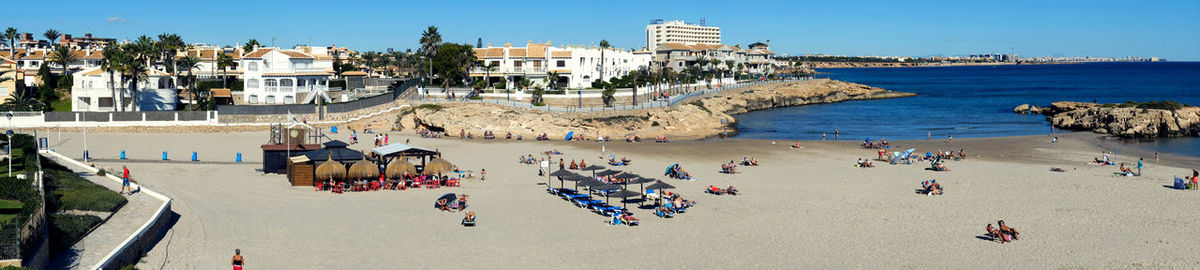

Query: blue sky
left=6, top=0, right=1199, bottom=60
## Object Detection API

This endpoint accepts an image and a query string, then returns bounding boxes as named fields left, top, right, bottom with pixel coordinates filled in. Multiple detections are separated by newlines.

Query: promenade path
left=43, top=154, right=163, bottom=269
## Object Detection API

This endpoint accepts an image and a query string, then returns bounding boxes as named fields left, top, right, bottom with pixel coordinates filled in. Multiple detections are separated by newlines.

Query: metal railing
left=406, top=78, right=805, bottom=112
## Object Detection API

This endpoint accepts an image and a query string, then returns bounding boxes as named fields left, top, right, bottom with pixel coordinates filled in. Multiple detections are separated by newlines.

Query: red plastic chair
left=448, top=178, right=460, bottom=187
left=314, top=182, right=323, bottom=191
left=426, top=178, right=439, bottom=189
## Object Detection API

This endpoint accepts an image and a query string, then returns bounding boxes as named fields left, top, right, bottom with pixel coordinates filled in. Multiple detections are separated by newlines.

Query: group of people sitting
left=458, top=129, right=476, bottom=140
left=518, top=154, right=541, bottom=165
left=437, top=194, right=470, bottom=212
left=567, top=159, right=589, bottom=170
left=482, top=131, right=497, bottom=140
left=655, top=192, right=696, bottom=218
left=651, top=92, right=672, bottom=101
left=922, top=149, right=965, bottom=161
left=862, top=139, right=891, bottom=149
left=666, top=164, right=694, bottom=180
left=705, top=185, right=739, bottom=195
left=1092, top=151, right=1116, bottom=165
left=318, top=174, right=461, bottom=194
left=985, top=220, right=1020, bottom=243
left=608, top=156, right=632, bottom=166
left=625, top=135, right=642, bottom=142
left=1115, top=162, right=1141, bottom=177
left=655, top=136, right=670, bottom=143
left=536, top=133, right=551, bottom=141
left=856, top=158, right=875, bottom=168
left=740, top=157, right=759, bottom=166
left=417, top=128, right=443, bottom=138
left=919, top=180, right=943, bottom=195
left=930, top=160, right=950, bottom=171
left=721, top=161, right=741, bottom=174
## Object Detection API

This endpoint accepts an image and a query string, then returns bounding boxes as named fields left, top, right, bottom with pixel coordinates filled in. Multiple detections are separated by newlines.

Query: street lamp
left=6, top=129, right=13, bottom=176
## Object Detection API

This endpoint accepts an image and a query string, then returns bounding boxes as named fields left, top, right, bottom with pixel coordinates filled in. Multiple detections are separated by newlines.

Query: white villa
left=240, top=47, right=335, bottom=104
left=470, top=41, right=653, bottom=89
left=70, top=67, right=178, bottom=111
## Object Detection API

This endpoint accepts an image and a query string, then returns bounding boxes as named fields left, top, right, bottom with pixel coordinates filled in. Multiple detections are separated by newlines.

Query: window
left=284, top=95, right=295, bottom=104
left=247, top=79, right=259, bottom=89
left=556, top=60, right=565, bottom=67
left=513, top=61, right=522, bottom=68
left=247, top=62, right=258, bottom=71
left=99, top=97, right=114, bottom=108
left=297, top=79, right=307, bottom=87
left=280, top=79, right=294, bottom=92
left=265, top=79, right=278, bottom=92
left=266, top=95, right=276, bottom=104
left=248, top=95, right=258, bottom=103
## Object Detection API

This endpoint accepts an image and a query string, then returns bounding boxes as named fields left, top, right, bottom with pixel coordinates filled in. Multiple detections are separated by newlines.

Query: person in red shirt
left=121, top=165, right=131, bottom=194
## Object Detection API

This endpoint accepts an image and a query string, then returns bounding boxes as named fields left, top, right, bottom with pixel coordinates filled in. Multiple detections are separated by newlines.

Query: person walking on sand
left=1137, top=157, right=1144, bottom=175
left=948, top=133, right=953, bottom=142
left=822, top=133, right=826, bottom=141
left=481, top=169, right=486, bottom=181
left=600, top=143, right=606, bottom=159
left=384, top=134, right=389, bottom=145
left=232, top=249, right=245, bottom=270
left=121, top=165, right=131, bottom=195
left=927, top=131, right=931, bottom=140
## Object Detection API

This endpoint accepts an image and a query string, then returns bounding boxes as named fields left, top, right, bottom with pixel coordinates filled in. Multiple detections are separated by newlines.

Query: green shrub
left=533, top=102, right=546, bottom=107
left=48, top=213, right=102, bottom=252
left=468, top=96, right=483, bottom=100
left=416, top=104, right=443, bottom=111
left=119, top=265, right=138, bottom=270
left=0, top=176, right=40, bottom=221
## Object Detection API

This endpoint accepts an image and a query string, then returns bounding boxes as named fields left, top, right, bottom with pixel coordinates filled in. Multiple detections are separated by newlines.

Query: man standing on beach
left=600, top=143, right=606, bottom=159
left=822, top=133, right=826, bottom=141
left=121, top=165, right=131, bottom=195
left=948, top=133, right=953, bottom=142
left=835, top=129, right=839, bottom=141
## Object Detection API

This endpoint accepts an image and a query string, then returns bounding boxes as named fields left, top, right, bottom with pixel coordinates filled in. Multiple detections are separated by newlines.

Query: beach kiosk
left=371, top=143, right=440, bottom=172
left=261, top=123, right=320, bottom=174
left=287, top=140, right=369, bottom=186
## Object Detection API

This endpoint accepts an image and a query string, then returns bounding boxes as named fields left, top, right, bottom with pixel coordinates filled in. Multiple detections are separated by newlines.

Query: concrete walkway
left=44, top=155, right=164, bottom=269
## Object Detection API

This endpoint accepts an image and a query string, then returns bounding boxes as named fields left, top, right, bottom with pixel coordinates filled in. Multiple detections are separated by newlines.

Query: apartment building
left=183, top=45, right=244, bottom=79
left=653, top=41, right=780, bottom=75
left=240, top=47, right=334, bottom=104
left=470, top=41, right=653, bottom=89
left=645, top=20, right=721, bottom=52
left=71, top=67, right=178, bottom=111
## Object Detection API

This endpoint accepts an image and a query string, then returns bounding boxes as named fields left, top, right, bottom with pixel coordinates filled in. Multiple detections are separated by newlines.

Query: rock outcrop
left=403, top=79, right=914, bottom=140
left=1022, top=101, right=1200, bottom=138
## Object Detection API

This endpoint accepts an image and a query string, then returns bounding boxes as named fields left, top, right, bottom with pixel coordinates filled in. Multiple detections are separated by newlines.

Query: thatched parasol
left=348, top=157, right=379, bottom=179
left=315, top=154, right=346, bottom=180
left=423, top=157, right=454, bottom=175
left=385, top=159, right=417, bottom=178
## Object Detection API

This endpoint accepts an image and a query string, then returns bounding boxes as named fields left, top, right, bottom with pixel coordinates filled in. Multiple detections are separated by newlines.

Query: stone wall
left=98, top=202, right=172, bottom=270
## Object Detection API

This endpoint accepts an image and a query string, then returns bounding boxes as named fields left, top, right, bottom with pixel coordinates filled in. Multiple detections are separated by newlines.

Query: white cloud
left=106, top=16, right=127, bottom=23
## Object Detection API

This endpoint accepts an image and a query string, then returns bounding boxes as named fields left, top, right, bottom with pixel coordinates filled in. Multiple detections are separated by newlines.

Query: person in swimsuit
left=998, top=220, right=1019, bottom=240
left=232, top=249, right=244, bottom=270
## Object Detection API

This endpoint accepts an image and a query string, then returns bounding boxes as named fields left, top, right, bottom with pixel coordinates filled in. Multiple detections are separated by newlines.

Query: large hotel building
left=645, top=20, right=721, bottom=51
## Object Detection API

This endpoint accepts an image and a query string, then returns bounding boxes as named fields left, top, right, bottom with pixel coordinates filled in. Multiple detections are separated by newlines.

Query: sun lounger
left=461, top=215, right=476, bottom=227
left=655, top=208, right=675, bottom=218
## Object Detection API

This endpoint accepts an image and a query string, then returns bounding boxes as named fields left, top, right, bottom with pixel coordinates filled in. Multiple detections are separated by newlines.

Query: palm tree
left=120, top=41, right=154, bottom=111
left=545, top=71, right=560, bottom=91
left=100, top=43, right=125, bottom=111
left=176, top=56, right=201, bottom=109
left=724, top=60, right=735, bottom=80
left=419, top=26, right=441, bottom=88
left=157, top=33, right=185, bottom=90
left=483, top=62, right=497, bottom=89
left=598, top=40, right=611, bottom=81
left=48, top=45, right=77, bottom=76
left=42, top=29, right=59, bottom=47
left=242, top=39, right=261, bottom=54
left=217, top=53, right=234, bottom=88
left=3, top=28, right=17, bottom=60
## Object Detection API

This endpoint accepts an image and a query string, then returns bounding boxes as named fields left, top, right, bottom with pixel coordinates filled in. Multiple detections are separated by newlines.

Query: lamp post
left=6, top=129, right=13, bottom=176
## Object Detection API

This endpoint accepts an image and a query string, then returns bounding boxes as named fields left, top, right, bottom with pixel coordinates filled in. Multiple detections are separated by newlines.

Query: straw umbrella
left=385, top=159, right=417, bottom=178
left=315, top=154, right=346, bottom=183
left=423, top=157, right=454, bottom=175
left=348, top=157, right=380, bottom=180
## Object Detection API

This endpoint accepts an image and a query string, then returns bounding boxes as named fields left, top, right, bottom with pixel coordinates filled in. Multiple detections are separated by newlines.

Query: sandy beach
left=40, top=130, right=1200, bottom=269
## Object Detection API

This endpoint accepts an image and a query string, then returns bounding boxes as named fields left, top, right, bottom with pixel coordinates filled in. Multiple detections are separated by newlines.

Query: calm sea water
left=734, top=62, right=1200, bottom=156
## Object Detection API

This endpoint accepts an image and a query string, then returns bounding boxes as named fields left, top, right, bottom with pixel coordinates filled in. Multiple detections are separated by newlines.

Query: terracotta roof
left=508, top=48, right=527, bottom=58
left=483, top=48, right=504, bottom=58
left=550, top=51, right=571, bottom=58
left=527, top=44, right=547, bottom=58
left=341, top=71, right=368, bottom=76
left=548, top=69, right=571, bottom=73
left=243, top=48, right=274, bottom=59
left=68, top=50, right=104, bottom=59
left=279, top=51, right=314, bottom=59
left=19, top=51, right=45, bottom=60
left=80, top=68, right=108, bottom=76
left=1, top=56, right=14, bottom=64
left=211, top=88, right=232, bottom=98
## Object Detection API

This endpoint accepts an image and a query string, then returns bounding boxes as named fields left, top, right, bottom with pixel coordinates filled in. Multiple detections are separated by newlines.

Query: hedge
left=44, top=169, right=126, bottom=212
left=48, top=213, right=102, bottom=252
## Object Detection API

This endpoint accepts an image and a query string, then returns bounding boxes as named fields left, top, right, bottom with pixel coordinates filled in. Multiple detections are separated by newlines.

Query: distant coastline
left=811, top=61, right=1079, bottom=68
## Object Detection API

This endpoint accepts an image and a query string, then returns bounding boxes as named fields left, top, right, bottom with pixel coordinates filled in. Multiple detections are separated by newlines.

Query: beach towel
left=1175, top=177, right=1187, bottom=189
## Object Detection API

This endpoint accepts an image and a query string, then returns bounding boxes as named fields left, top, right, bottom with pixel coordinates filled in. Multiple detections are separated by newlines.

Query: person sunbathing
left=935, top=162, right=949, bottom=171
left=462, top=211, right=476, bottom=224
left=986, top=224, right=1005, bottom=243
left=707, top=185, right=724, bottom=194
left=749, top=157, right=758, bottom=166
left=727, top=186, right=739, bottom=195
left=619, top=212, right=639, bottom=224
left=792, top=141, right=802, bottom=148
left=1119, top=163, right=1132, bottom=174
left=998, top=220, right=1019, bottom=241
left=1051, top=167, right=1066, bottom=172
left=620, top=157, right=631, bottom=163
left=437, top=199, right=450, bottom=212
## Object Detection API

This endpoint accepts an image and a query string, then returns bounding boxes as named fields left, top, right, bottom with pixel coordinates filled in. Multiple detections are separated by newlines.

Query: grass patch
left=50, top=99, right=71, bottom=112
left=44, top=169, right=126, bottom=212
left=416, top=104, right=443, bottom=111
left=48, top=213, right=102, bottom=251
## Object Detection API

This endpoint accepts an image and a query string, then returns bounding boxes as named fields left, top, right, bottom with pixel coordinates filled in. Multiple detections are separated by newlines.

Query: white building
left=240, top=47, right=334, bottom=104
left=645, top=20, right=721, bottom=52
left=470, top=41, right=653, bottom=89
left=71, top=67, right=178, bottom=111
left=183, top=45, right=243, bottom=79
left=653, top=42, right=781, bottom=75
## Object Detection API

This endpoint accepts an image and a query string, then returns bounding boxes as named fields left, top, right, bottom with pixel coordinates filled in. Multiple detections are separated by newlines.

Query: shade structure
left=577, top=178, right=604, bottom=191
left=595, top=169, right=622, bottom=177
left=645, top=181, right=676, bottom=190
left=347, top=157, right=379, bottom=179
left=593, top=183, right=624, bottom=191
left=580, top=165, right=605, bottom=171
left=628, top=177, right=657, bottom=193
left=550, top=169, right=576, bottom=177
left=607, top=189, right=643, bottom=208
left=423, top=157, right=454, bottom=175
left=613, top=172, right=640, bottom=179
left=556, top=173, right=586, bottom=189
left=385, top=159, right=417, bottom=178
left=314, top=154, right=347, bottom=180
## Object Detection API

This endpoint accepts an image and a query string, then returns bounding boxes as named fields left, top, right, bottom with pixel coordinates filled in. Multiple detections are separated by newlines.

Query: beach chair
left=447, top=178, right=460, bottom=187
left=655, top=208, right=675, bottom=218
left=461, top=215, right=476, bottom=227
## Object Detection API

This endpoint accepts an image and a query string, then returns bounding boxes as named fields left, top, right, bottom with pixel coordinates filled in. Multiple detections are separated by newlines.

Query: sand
left=40, top=130, right=1200, bottom=269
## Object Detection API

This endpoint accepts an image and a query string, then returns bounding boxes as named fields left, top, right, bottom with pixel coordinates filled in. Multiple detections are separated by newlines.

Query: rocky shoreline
left=1015, top=102, right=1200, bottom=138
left=402, top=79, right=915, bottom=140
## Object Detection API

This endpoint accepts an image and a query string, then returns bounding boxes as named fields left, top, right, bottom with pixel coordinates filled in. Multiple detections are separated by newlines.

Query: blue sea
left=734, top=62, right=1200, bottom=156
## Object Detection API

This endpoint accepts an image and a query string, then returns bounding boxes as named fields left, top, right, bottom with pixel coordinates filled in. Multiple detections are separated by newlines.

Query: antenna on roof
left=650, top=19, right=663, bottom=25
left=700, top=17, right=706, bottom=26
